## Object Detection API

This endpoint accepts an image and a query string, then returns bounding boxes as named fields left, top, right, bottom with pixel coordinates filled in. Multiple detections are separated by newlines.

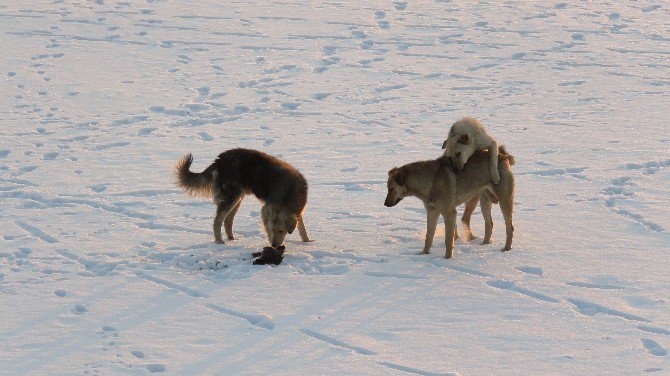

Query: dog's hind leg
left=443, top=209, right=457, bottom=259
left=480, top=192, right=494, bottom=245
left=460, top=195, right=479, bottom=241
left=297, top=216, right=311, bottom=242
left=223, top=197, right=244, bottom=240
left=499, top=195, right=514, bottom=252
left=422, top=207, right=440, bottom=255
left=213, top=190, right=244, bottom=244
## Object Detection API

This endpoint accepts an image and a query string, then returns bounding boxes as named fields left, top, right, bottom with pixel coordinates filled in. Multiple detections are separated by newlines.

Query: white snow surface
left=1, top=1, right=669, bottom=375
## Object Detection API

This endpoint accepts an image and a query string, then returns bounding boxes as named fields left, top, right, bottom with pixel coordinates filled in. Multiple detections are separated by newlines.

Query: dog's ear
left=392, top=168, right=406, bottom=186
left=388, top=167, right=399, bottom=176
left=458, top=134, right=469, bottom=144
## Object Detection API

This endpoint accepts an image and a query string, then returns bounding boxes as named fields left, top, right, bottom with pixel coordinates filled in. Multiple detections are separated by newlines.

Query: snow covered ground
left=1, top=1, right=669, bottom=374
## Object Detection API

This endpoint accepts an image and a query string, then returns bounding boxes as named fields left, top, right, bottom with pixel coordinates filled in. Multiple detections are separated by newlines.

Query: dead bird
left=252, top=245, right=286, bottom=265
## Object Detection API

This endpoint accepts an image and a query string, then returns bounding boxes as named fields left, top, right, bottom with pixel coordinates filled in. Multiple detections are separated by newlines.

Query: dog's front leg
left=489, top=140, right=500, bottom=184
left=422, top=208, right=440, bottom=254
left=297, top=216, right=311, bottom=242
left=443, top=209, right=457, bottom=259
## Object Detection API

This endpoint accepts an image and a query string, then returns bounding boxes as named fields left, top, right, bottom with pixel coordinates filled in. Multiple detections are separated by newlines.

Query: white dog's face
left=384, top=168, right=408, bottom=207
left=261, top=204, right=298, bottom=247
left=444, top=133, right=475, bottom=171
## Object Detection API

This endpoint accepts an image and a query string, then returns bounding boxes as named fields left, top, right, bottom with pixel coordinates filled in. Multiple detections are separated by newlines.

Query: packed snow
left=1, top=1, right=669, bottom=374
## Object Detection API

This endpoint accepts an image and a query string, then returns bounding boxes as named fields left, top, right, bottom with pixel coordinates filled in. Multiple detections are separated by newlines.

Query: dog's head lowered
left=261, top=204, right=299, bottom=247
left=442, top=132, right=475, bottom=172
left=384, top=167, right=409, bottom=207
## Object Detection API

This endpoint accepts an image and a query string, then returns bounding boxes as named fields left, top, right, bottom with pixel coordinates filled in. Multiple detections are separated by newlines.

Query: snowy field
left=1, top=1, right=669, bottom=374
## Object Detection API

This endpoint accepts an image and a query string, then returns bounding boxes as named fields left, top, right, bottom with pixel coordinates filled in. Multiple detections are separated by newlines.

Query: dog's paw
left=214, top=238, right=225, bottom=244
left=227, top=235, right=235, bottom=240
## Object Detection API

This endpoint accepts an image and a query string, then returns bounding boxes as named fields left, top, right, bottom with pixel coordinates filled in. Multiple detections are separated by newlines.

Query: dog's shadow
left=399, top=239, right=502, bottom=258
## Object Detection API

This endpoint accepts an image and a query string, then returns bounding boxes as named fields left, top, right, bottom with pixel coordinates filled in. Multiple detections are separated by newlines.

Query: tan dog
left=442, top=117, right=501, bottom=184
left=384, top=149, right=515, bottom=258
left=175, top=148, right=311, bottom=247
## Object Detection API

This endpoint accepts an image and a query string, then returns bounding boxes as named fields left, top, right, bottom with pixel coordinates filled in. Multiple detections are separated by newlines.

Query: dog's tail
left=498, top=145, right=515, bottom=166
left=174, top=153, right=213, bottom=197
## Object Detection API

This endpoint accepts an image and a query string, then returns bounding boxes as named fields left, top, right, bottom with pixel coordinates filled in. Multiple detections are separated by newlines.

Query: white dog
left=442, top=117, right=501, bottom=184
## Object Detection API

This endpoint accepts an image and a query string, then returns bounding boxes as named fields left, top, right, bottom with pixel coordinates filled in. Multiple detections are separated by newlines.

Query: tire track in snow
left=133, top=273, right=276, bottom=330
left=428, top=256, right=660, bottom=339
left=15, top=221, right=59, bottom=243
left=299, top=328, right=377, bottom=355
left=57, top=243, right=276, bottom=331
left=637, top=325, right=670, bottom=336
left=565, top=281, right=626, bottom=290
left=56, top=249, right=120, bottom=276
left=364, top=271, right=427, bottom=280
left=134, top=272, right=209, bottom=298
left=567, top=298, right=652, bottom=323
left=377, top=361, right=460, bottom=376
left=486, top=280, right=560, bottom=303
left=2, top=191, right=154, bottom=220
left=204, top=303, right=275, bottom=330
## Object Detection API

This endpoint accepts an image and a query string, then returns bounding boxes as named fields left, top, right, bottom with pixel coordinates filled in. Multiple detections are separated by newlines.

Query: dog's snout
left=384, top=196, right=401, bottom=207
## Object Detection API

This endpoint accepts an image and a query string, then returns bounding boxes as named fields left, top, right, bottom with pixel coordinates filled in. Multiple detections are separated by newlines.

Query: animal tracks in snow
left=641, top=339, right=668, bottom=357
left=600, top=161, right=668, bottom=232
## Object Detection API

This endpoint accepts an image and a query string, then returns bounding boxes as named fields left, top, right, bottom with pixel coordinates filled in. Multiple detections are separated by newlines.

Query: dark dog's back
left=211, top=148, right=308, bottom=209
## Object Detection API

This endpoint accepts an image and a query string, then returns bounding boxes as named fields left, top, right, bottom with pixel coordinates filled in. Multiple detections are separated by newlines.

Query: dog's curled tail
left=499, top=145, right=515, bottom=166
left=174, top=153, right=213, bottom=197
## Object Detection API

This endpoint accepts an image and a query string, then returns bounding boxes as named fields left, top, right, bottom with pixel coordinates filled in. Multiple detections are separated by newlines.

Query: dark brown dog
left=175, top=148, right=311, bottom=247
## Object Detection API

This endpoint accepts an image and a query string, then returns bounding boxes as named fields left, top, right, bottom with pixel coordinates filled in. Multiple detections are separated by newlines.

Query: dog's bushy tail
left=174, top=153, right=213, bottom=197
left=498, top=145, right=515, bottom=166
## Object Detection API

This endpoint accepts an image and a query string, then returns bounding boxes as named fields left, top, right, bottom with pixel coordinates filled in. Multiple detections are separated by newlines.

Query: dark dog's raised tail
left=175, top=153, right=213, bottom=197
